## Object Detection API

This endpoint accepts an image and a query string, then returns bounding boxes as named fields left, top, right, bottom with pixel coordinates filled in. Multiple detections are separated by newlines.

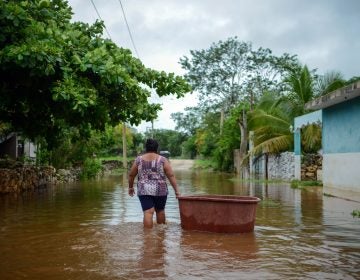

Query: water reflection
left=0, top=170, right=359, bottom=279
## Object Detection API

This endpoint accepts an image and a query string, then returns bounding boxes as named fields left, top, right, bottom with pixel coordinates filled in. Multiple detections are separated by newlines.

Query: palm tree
left=248, top=92, right=294, bottom=156
left=313, top=71, right=345, bottom=97
left=247, top=92, right=293, bottom=179
left=247, top=65, right=345, bottom=166
left=283, top=65, right=315, bottom=116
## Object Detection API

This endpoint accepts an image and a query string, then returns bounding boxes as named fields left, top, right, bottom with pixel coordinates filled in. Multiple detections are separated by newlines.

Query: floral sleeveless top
left=135, top=155, right=168, bottom=196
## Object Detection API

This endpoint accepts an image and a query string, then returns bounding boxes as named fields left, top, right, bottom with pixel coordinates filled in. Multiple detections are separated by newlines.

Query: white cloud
left=67, top=0, right=360, bottom=131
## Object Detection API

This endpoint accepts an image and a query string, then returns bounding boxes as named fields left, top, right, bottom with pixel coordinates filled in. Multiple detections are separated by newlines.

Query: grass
left=193, top=159, right=217, bottom=170
left=291, top=179, right=323, bottom=189
left=97, top=156, right=133, bottom=174
left=98, top=155, right=136, bottom=162
left=323, top=192, right=336, bottom=197
left=230, top=177, right=285, bottom=184
left=351, top=210, right=360, bottom=218
left=259, top=198, right=281, bottom=208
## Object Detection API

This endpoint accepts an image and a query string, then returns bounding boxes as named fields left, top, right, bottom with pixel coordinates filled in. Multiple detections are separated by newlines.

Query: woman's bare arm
left=164, top=160, right=180, bottom=198
left=128, top=161, right=138, bottom=197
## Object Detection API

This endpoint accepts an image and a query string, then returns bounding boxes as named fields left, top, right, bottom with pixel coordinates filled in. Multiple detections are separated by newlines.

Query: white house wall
left=323, top=153, right=360, bottom=201
left=322, top=96, right=360, bottom=201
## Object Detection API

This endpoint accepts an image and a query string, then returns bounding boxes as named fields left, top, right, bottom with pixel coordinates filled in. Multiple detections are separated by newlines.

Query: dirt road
left=169, top=159, right=194, bottom=171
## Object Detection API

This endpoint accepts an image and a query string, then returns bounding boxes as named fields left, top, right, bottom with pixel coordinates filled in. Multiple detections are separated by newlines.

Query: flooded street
left=0, top=169, right=359, bottom=279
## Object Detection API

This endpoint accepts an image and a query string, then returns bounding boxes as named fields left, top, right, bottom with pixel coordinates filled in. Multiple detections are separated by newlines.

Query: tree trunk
left=122, top=123, right=127, bottom=169
left=220, top=107, right=224, bottom=135
left=238, top=109, right=248, bottom=177
left=264, top=153, right=268, bottom=181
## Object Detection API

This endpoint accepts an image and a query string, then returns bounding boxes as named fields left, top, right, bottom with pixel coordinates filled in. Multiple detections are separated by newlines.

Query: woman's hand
left=175, top=190, right=181, bottom=199
left=128, top=187, right=135, bottom=197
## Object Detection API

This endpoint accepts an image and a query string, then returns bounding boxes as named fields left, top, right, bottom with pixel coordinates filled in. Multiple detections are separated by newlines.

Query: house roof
left=305, top=81, right=360, bottom=110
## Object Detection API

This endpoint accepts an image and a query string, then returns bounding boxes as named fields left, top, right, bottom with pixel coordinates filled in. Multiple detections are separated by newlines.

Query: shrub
left=80, top=158, right=103, bottom=180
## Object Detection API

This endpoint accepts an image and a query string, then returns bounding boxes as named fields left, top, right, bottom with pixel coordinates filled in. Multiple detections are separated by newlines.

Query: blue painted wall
left=323, top=96, right=360, bottom=154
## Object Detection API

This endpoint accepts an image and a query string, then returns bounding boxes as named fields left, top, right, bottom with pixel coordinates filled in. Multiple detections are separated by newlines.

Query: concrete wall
left=322, top=96, right=360, bottom=154
left=323, top=153, right=360, bottom=201
left=322, top=96, right=360, bottom=200
left=268, top=152, right=295, bottom=180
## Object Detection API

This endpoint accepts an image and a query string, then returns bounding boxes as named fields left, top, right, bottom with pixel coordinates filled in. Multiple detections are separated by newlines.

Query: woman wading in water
left=128, top=139, right=180, bottom=228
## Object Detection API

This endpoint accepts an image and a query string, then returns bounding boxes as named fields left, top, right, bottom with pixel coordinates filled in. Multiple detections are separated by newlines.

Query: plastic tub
left=178, top=195, right=261, bottom=233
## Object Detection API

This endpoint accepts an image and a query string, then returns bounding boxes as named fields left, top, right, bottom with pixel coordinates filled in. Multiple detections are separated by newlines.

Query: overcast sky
left=67, top=0, right=360, bottom=132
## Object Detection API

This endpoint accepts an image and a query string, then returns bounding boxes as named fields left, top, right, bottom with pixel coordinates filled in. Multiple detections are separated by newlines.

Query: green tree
left=213, top=107, right=241, bottom=171
left=249, top=65, right=346, bottom=159
left=313, top=71, right=345, bottom=97
left=171, top=107, right=201, bottom=158
left=171, top=107, right=201, bottom=135
left=144, top=129, right=187, bottom=157
left=194, top=112, right=221, bottom=158
left=248, top=92, right=294, bottom=156
left=180, top=37, right=298, bottom=172
left=0, top=0, right=190, bottom=153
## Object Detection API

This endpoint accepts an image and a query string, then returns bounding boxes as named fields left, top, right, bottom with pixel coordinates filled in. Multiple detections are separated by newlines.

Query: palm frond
left=314, top=71, right=345, bottom=97
left=250, top=134, right=293, bottom=156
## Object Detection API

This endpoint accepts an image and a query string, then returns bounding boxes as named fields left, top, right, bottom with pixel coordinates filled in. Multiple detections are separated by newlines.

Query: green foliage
left=180, top=37, right=299, bottom=114
left=97, top=123, right=136, bottom=157
left=0, top=0, right=190, bottom=155
left=259, top=198, right=281, bottom=208
left=193, top=159, right=217, bottom=170
left=284, top=65, right=315, bottom=116
left=49, top=128, right=101, bottom=169
left=178, top=37, right=300, bottom=171
left=351, top=210, right=360, bottom=218
left=181, top=135, right=197, bottom=159
left=213, top=106, right=241, bottom=171
left=248, top=92, right=294, bottom=156
left=144, top=129, right=187, bottom=157
left=345, top=76, right=360, bottom=85
left=313, top=71, right=345, bottom=97
left=80, top=158, right=103, bottom=180
left=301, top=123, right=322, bottom=153
left=323, top=193, right=336, bottom=197
left=291, top=180, right=323, bottom=189
left=193, top=112, right=221, bottom=158
left=171, top=106, right=201, bottom=135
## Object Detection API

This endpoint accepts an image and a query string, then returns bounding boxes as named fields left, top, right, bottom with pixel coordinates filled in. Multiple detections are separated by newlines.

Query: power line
left=117, top=0, right=140, bottom=59
left=89, top=0, right=112, bottom=40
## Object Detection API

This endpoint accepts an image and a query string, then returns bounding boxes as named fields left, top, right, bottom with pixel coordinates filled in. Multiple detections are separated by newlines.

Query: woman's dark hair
left=145, top=139, right=159, bottom=153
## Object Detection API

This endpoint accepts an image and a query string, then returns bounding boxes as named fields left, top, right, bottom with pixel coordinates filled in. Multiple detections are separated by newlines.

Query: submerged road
left=168, top=159, right=194, bottom=171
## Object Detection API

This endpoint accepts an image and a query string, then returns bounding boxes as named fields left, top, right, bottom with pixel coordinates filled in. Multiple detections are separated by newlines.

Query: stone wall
left=301, top=154, right=322, bottom=181
left=258, top=152, right=322, bottom=181
left=0, top=159, right=82, bottom=194
left=0, top=159, right=126, bottom=194
left=268, top=152, right=295, bottom=180
left=0, top=165, right=56, bottom=193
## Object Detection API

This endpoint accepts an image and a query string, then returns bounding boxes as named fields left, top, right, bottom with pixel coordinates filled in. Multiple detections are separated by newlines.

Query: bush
left=80, top=158, right=103, bottom=180
left=351, top=210, right=360, bottom=218
left=291, top=179, right=323, bottom=189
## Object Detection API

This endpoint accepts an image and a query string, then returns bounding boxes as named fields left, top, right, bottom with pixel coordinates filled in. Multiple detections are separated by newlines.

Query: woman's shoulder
left=135, top=155, right=142, bottom=164
left=158, top=155, right=168, bottom=163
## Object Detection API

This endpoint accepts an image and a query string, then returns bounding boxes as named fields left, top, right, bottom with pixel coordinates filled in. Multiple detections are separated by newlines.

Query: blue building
left=295, top=81, right=360, bottom=201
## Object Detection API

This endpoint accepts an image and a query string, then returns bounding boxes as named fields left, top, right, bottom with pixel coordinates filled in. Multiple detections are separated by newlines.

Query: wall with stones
left=0, top=165, right=56, bottom=193
left=257, top=152, right=322, bottom=181
left=0, top=159, right=83, bottom=194
left=268, top=152, right=295, bottom=180
left=0, top=159, right=125, bottom=194
left=301, top=154, right=322, bottom=181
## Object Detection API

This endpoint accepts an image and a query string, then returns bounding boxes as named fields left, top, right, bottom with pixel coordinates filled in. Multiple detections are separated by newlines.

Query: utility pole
left=151, top=119, right=154, bottom=138
left=122, top=123, right=127, bottom=169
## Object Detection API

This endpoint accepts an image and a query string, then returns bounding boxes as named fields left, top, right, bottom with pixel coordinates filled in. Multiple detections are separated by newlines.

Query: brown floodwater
left=0, top=169, right=359, bottom=279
